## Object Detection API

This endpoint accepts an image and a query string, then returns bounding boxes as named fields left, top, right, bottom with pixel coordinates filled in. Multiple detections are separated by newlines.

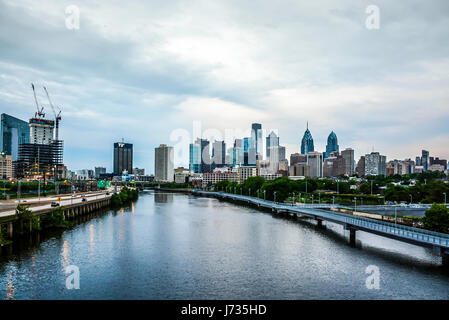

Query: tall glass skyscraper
left=301, top=123, right=314, bottom=155
left=324, top=131, right=339, bottom=158
left=1, top=113, right=30, bottom=161
left=189, top=138, right=211, bottom=173
left=251, top=123, right=262, bottom=159
left=113, top=142, right=133, bottom=175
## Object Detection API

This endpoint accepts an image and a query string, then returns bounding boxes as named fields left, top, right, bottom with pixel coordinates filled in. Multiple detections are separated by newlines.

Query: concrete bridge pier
left=316, top=219, right=323, bottom=228
left=344, top=224, right=357, bottom=246
left=349, top=229, right=356, bottom=246
left=7, top=222, right=13, bottom=238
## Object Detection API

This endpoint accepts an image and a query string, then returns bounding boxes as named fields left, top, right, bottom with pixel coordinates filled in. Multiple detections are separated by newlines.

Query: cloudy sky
left=1, top=0, right=448, bottom=173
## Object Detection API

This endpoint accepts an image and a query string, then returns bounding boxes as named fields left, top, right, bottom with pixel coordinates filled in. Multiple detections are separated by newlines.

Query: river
left=0, top=191, right=448, bottom=299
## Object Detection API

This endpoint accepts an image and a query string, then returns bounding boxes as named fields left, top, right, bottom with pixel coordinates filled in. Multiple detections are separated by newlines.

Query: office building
left=421, top=150, right=429, bottom=171
left=289, top=163, right=310, bottom=177
left=113, top=142, right=133, bottom=175
left=341, top=148, right=355, bottom=176
left=154, top=144, right=174, bottom=182
left=356, top=156, right=365, bottom=177
left=301, top=123, right=314, bottom=155
left=1, top=114, right=30, bottom=161
left=251, top=123, right=263, bottom=159
left=307, top=151, right=323, bottom=178
left=202, top=171, right=238, bottom=187
left=133, top=168, right=145, bottom=176
left=290, top=153, right=307, bottom=166
left=0, top=152, right=13, bottom=179
left=189, top=138, right=211, bottom=173
left=324, top=131, right=339, bottom=159
left=95, top=166, right=107, bottom=178
left=323, top=153, right=346, bottom=177
left=266, top=131, right=279, bottom=158
left=238, top=166, right=258, bottom=183
left=211, top=140, right=226, bottom=169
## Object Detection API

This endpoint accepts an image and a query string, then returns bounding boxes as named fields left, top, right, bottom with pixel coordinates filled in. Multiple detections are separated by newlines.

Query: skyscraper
left=251, top=123, right=263, bottom=159
left=341, top=148, right=355, bottom=176
left=155, top=144, right=174, bottom=182
left=211, top=140, right=226, bottom=169
left=307, top=151, right=323, bottom=178
left=324, top=131, right=339, bottom=158
left=113, top=142, right=133, bottom=175
left=1, top=113, right=30, bottom=161
left=365, top=152, right=387, bottom=176
left=421, top=150, right=429, bottom=171
left=189, top=138, right=211, bottom=173
left=301, top=123, right=314, bottom=155
left=266, top=131, right=279, bottom=158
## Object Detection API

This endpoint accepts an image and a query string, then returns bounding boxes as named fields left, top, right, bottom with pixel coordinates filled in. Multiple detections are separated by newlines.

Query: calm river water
left=0, top=191, right=448, bottom=299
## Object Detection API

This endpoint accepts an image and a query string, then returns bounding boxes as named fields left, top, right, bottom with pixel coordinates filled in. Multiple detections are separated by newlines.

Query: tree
left=422, top=203, right=449, bottom=233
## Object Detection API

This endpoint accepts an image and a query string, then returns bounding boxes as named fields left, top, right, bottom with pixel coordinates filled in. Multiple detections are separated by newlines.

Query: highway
left=0, top=191, right=113, bottom=218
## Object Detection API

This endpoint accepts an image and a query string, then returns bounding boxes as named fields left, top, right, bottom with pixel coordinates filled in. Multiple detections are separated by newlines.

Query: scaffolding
left=14, top=140, right=64, bottom=179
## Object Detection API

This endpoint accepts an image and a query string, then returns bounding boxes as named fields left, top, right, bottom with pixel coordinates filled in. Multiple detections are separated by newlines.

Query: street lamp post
left=409, top=194, right=413, bottom=205
left=318, top=193, right=321, bottom=204
left=444, top=192, right=447, bottom=205
left=257, top=189, right=260, bottom=199
left=274, top=191, right=277, bottom=203
left=332, top=196, right=335, bottom=205
left=354, top=197, right=357, bottom=212
left=395, top=205, right=397, bottom=226
left=249, top=188, right=251, bottom=197
left=311, top=194, right=314, bottom=204
left=264, top=190, right=266, bottom=201
left=292, top=192, right=295, bottom=206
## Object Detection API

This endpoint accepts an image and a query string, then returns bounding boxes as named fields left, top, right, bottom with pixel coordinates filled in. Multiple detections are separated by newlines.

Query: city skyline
left=0, top=1, right=448, bottom=173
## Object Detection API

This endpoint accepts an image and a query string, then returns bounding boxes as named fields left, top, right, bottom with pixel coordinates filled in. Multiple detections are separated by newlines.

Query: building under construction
left=14, top=139, right=63, bottom=179
left=13, top=85, right=64, bottom=180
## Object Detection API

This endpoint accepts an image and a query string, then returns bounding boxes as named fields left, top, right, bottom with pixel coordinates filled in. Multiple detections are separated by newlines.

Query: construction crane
left=31, top=83, right=45, bottom=118
left=43, top=86, right=62, bottom=141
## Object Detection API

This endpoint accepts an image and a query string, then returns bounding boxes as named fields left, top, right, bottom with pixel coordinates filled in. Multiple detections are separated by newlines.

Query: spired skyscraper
left=300, top=122, right=314, bottom=155
left=324, top=131, right=339, bottom=159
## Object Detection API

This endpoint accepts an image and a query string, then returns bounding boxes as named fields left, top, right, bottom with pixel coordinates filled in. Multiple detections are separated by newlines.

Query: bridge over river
left=192, top=190, right=449, bottom=267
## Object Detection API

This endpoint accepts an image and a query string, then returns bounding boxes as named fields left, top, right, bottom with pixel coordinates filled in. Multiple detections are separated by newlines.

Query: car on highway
left=51, top=202, right=60, bottom=207
left=81, top=196, right=87, bottom=202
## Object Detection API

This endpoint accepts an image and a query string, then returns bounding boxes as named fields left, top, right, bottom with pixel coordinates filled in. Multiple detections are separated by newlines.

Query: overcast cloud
left=1, top=0, right=448, bottom=173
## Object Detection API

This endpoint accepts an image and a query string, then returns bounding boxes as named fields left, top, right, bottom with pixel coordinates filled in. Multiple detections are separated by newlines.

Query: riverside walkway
left=192, top=190, right=449, bottom=266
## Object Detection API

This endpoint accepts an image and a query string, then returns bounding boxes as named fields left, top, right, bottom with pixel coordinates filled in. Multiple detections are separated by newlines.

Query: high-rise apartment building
left=113, top=142, right=133, bottom=175
left=365, top=152, right=387, bottom=176
left=29, top=118, right=55, bottom=145
left=154, top=144, right=174, bottom=182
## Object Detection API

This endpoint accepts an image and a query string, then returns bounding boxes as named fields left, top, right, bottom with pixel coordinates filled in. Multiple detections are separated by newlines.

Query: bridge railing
left=193, top=190, right=449, bottom=246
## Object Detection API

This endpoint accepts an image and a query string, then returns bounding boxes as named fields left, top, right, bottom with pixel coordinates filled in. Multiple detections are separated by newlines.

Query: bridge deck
left=192, top=191, right=449, bottom=253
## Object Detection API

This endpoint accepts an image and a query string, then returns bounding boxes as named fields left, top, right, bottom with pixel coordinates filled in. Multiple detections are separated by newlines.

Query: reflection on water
left=154, top=192, right=173, bottom=203
left=6, top=274, right=14, bottom=300
left=0, top=192, right=448, bottom=300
